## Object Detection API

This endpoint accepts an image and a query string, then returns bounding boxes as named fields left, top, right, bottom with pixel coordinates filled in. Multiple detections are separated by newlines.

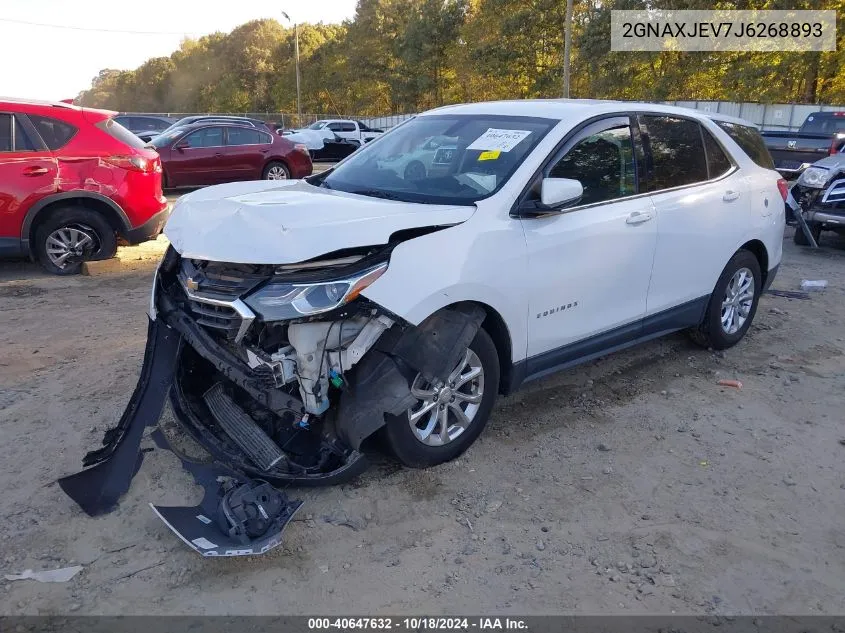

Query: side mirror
left=541, top=177, right=583, bottom=207
left=517, top=178, right=584, bottom=217
left=174, top=140, right=190, bottom=151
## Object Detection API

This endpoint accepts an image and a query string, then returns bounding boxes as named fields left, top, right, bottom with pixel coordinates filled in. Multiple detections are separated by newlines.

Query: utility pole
left=282, top=11, right=302, bottom=126
left=563, top=0, right=573, bottom=98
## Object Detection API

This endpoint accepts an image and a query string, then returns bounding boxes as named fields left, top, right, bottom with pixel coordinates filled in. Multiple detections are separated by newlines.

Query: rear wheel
left=263, top=161, right=290, bottom=180
left=689, top=249, right=761, bottom=350
left=34, top=207, right=117, bottom=275
left=383, top=328, right=499, bottom=468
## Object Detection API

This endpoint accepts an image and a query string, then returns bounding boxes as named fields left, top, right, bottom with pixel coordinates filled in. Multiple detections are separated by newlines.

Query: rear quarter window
left=28, top=115, right=78, bottom=150
left=714, top=121, right=775, bottom=170
left=96, top=117, right=146, bottom=149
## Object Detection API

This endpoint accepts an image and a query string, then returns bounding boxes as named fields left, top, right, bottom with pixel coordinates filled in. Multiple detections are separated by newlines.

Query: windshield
left=319, top=114, right=556, bottom=204
left=149, top=127, right=188, bottom=147
left=308, top=121, right=327, bottom=130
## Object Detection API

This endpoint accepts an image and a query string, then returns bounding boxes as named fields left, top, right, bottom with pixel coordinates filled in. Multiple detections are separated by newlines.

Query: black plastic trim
left=0, top=237, right=25, bottom=257
left=510, top=296, right=709, bottom=390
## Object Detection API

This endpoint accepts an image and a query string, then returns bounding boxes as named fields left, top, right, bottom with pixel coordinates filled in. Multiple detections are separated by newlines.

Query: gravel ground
left=0, top=228, right=844, bottom=616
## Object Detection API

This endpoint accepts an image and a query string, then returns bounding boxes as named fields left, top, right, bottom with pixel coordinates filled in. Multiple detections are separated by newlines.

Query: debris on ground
left=800, top=280, right=828, bottom=291
left=717, top=379, right=743, bottom=390
left=4, top=566, right=83, bottom=583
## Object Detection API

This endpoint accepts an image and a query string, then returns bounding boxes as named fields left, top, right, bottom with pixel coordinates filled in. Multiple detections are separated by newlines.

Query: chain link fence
left=126, top=101, right=845, bottom=132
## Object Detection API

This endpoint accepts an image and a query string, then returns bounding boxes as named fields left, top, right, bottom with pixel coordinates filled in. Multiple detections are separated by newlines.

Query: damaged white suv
left=63, top=101, right=785, bottom=516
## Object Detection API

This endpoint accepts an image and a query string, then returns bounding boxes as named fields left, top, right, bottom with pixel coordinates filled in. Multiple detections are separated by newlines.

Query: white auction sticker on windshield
left=467, top=128, right=532, bottom=152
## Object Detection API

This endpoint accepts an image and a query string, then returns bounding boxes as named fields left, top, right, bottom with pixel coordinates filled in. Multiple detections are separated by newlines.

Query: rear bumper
left=124, top=204, right=171, bottom=245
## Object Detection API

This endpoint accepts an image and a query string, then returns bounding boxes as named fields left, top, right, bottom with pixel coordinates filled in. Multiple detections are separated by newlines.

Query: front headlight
left=245, top=262, right=388, bottom=320
left=797, top=166, right=829, bottom=188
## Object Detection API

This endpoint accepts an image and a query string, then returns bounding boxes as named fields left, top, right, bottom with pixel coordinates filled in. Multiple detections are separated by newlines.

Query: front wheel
left=34, top=207, right=117, bottom=275
left=383, top=328, right=499, bottom=468
left=263, top=161, right=290, bottom=180
left=689, top=249, right=761, bottom=350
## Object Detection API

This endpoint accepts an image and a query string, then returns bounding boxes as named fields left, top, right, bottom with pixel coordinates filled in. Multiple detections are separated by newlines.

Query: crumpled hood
left=807, top=154, right=845, bottom=172
left=164, top=180, right=475, bottom=264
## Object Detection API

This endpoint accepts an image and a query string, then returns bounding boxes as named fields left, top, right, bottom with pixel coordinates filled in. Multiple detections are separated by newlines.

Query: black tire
left=33, top=207, right=117, bottom=275
left=689, top=249, right=762, bottom=350
left=262, top=161, right=290, bottom=180
left=793, top=222, right=821, bottom=246
left=383, top=328, right=500, bottom=468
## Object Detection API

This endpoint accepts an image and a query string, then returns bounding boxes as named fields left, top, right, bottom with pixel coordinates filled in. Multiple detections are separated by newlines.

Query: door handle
left=723, top=190, right=740, bottom=202
left=626, top=211, right=654, bottom=225
left=22, top=166, right=49, bottom=176
left=214, top=152, right=223, bottom=157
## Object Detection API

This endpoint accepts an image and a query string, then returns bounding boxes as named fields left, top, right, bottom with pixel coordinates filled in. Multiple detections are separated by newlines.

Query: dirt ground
left=1, top=228, right=844, bottom=616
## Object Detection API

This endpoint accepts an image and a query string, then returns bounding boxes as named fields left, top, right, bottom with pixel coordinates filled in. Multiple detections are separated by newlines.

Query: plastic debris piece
left=800, top=280, right=828, bottom=291
left=4, top=566, right=83, bottom=583
left=717, top=379, right=743, bottom=390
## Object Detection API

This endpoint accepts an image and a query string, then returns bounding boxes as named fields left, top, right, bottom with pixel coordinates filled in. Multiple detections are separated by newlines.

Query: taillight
left=777, top=178, right=789, bottom=201
left=104, top=155, right=152, bottom=172
left=829, top=135, right=845, bottom=155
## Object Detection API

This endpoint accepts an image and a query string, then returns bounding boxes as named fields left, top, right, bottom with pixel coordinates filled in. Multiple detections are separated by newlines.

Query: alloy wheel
left=45, top=225, right=98, bottom=270
left=720, top=267, right=755, bottom=335
left=407, top=348, right=485, bottom=446
left=266, top=165, right=288, bottom=180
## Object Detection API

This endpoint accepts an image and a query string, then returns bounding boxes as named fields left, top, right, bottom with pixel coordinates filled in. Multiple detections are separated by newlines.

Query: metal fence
left=129, top=101, right=845, bottom=132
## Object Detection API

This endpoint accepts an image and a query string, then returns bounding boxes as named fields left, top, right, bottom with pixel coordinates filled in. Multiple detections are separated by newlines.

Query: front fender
left=361, top=216, right=528, bottom=364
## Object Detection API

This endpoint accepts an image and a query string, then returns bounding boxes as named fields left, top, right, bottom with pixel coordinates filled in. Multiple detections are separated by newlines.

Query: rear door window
left=714, top=121, right=775, bottom=170
left=29, top=115, right=78, bottom=150
left=226, top=127, right=265, bottom=146
left=340, top=122, right=357, bottom=132
left=641, top=115, right=708, bottom=191
left=701, top=127, right=733, bottom=179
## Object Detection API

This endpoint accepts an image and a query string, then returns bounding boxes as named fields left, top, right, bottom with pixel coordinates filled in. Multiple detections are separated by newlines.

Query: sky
left=0, top=0, right=358, bottom=101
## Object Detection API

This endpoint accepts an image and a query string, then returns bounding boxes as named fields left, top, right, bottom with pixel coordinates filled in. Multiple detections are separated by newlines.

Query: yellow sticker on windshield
left=478, top=150, right=501, bottom=161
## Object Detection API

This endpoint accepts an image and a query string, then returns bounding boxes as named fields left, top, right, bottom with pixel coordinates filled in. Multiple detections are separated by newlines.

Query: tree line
left=76, top=0, right=845, bottom=119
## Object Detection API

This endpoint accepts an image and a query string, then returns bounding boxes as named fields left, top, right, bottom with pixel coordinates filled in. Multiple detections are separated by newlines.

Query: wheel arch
left=739, top=239, right=769, bottom=286
left=431, top=300, right=516, bottom=396
left=22, top=192, right=130, bottom=255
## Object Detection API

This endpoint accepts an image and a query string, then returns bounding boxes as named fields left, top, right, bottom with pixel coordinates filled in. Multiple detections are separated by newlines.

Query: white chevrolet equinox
left=121, top=100, right=787, bottom=485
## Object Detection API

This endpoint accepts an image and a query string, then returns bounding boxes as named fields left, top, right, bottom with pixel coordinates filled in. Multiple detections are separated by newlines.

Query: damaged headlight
left=797, top=166, right=830, bottom=189
left=245, top=262, right=388, bottom=320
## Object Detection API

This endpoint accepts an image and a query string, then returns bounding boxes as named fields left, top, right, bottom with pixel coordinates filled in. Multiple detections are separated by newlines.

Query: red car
left=0, top=98, right=169, bottom=274
left=149, top=122, right=312, bottom=188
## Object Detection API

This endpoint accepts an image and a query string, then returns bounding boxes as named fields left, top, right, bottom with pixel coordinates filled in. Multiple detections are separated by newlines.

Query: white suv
left=104, top=101, right=789, bottom=486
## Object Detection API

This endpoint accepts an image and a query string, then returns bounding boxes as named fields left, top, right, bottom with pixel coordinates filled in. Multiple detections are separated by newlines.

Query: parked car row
left=0, top=99, right=314, bottom=274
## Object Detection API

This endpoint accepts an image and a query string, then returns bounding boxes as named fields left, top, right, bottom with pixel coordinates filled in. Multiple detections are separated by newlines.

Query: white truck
left=301, top=119, right=384, bottom=144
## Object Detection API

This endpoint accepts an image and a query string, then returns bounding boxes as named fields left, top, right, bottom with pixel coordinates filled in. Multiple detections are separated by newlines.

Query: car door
left=224, top=127, right=271, bottom=181
left=0, top=113, right=57, bottom=246
left=640, top=115, right=751, bottom=318
left=520, top=116, right=658, bottom=368
left=167, top=126, right=225, bottom=186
